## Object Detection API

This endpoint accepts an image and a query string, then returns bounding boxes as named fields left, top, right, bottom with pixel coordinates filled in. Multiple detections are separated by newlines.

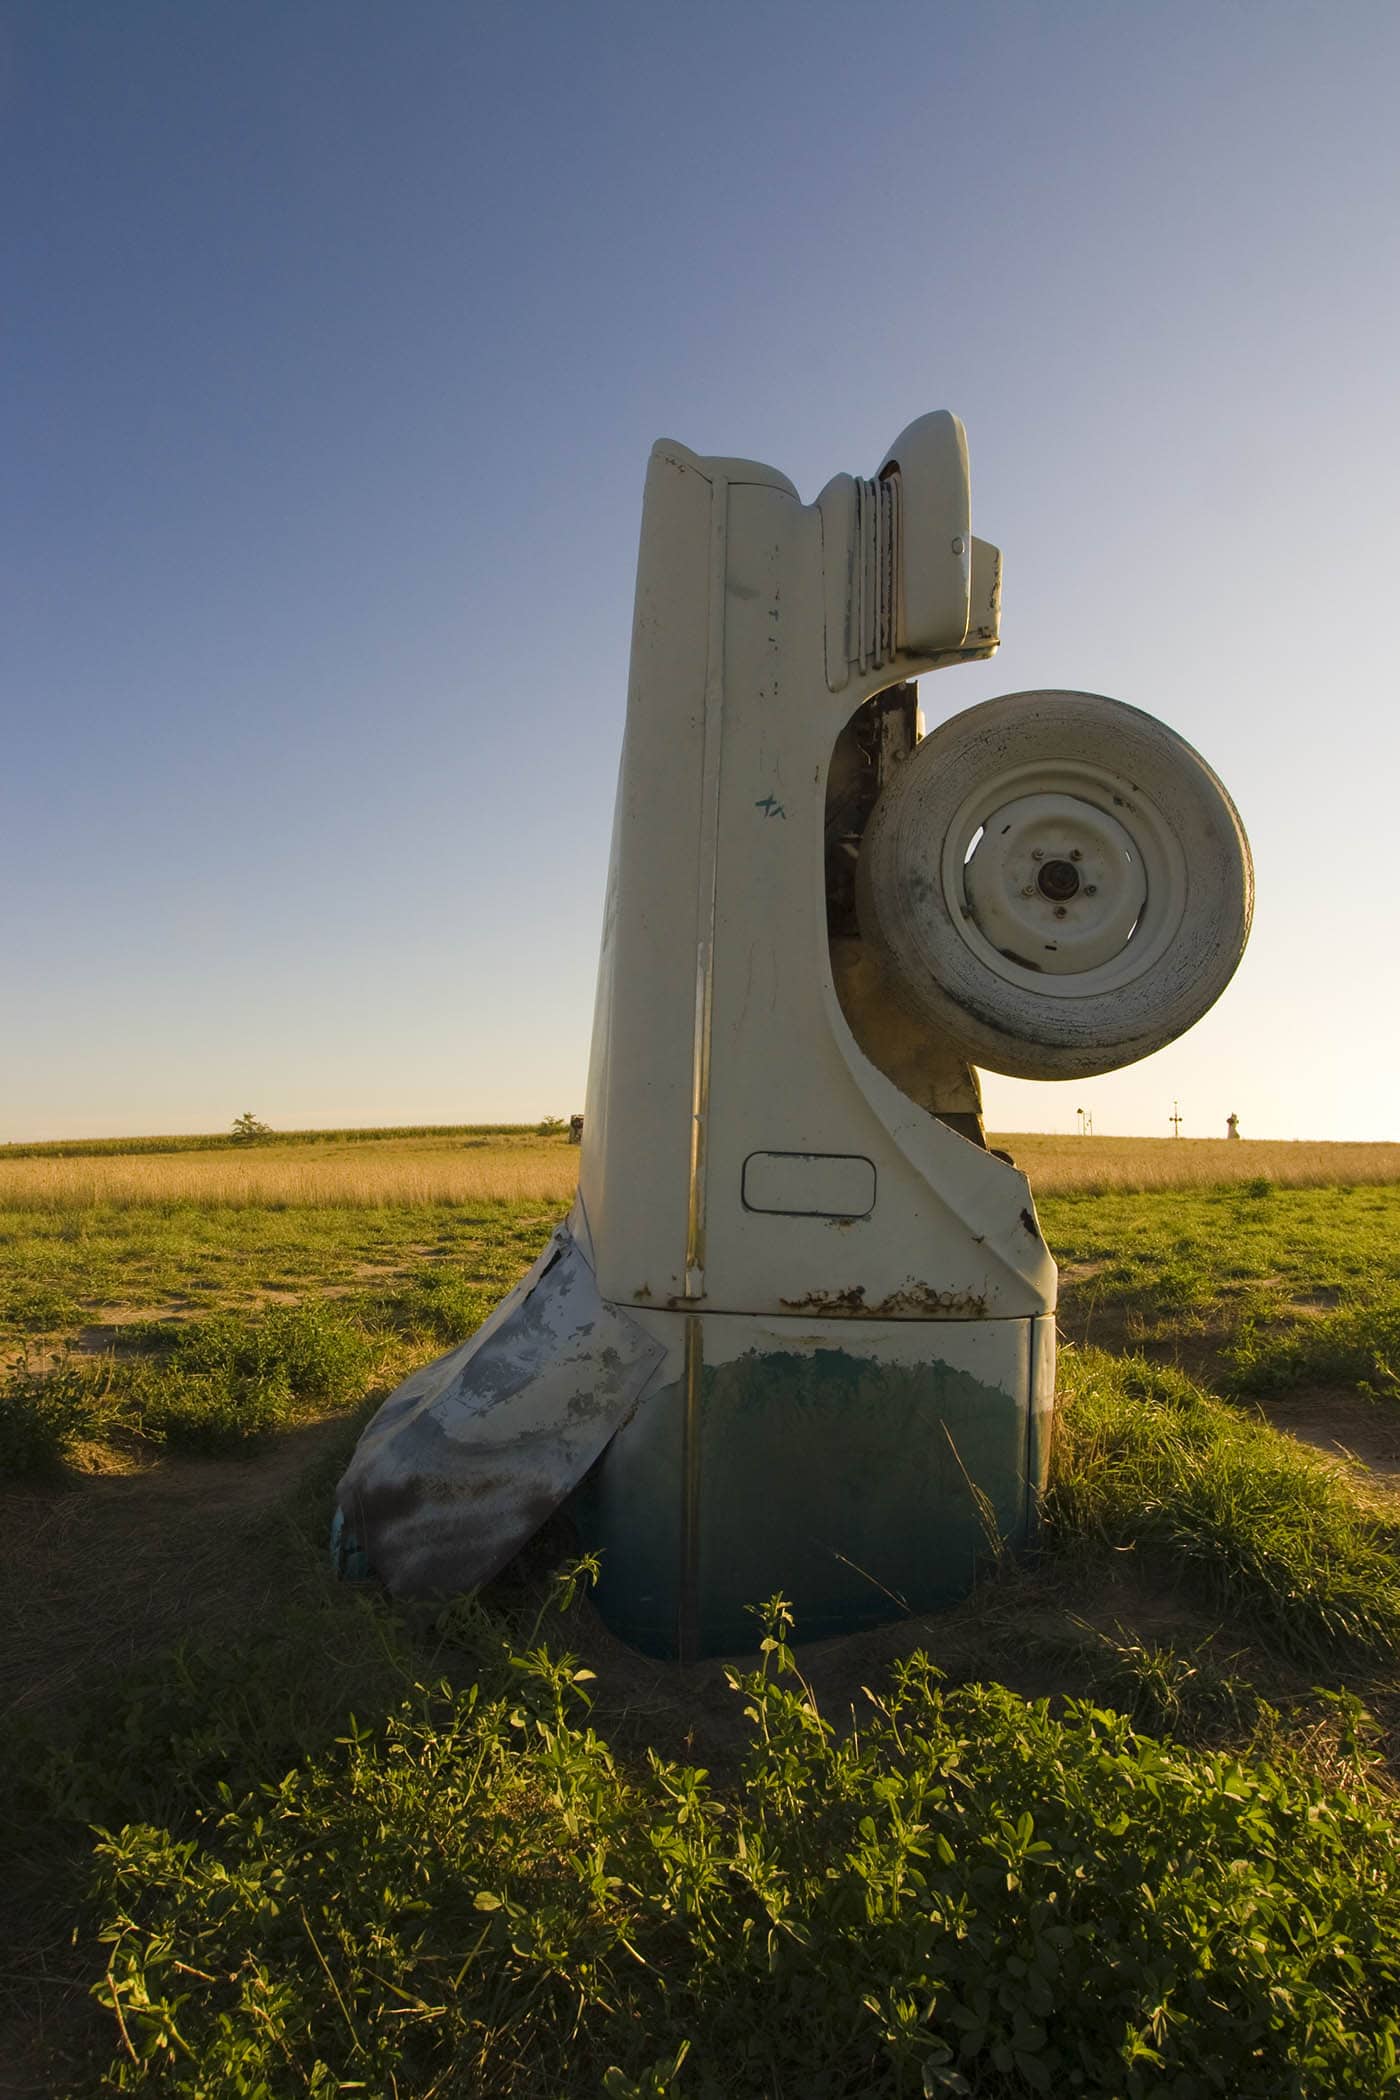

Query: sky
left=3, top=0, right=1398, bottom=1144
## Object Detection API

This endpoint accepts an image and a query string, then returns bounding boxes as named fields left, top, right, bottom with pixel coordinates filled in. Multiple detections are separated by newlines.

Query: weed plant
left=76, top=1585, right=1400, bottom=2098
left=0, top=1356, right=104, bottom=1469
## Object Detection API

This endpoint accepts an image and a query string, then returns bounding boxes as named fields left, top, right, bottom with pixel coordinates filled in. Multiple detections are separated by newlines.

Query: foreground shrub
left=114, top=1358, right=296, bottom=1452
left=90, top=1595, right=1400, bottom=2099
left=1048, top=1348, right=1400, bottom=1666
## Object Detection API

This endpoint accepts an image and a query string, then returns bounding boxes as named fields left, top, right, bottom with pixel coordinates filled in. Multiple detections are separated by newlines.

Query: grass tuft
left=1, top=1302, right=382, bottom=1465
left=374, top=1264, right=496, bottom=1344
left=1048, top=1347, right=1400, bottom=1668
left=1224, top=1302, right=1400, bottom=1399
left=131, top=1299, right=375, bottom=1403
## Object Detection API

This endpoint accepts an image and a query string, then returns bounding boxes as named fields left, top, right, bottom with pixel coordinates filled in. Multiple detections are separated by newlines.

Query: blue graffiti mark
left=755, top=794, right=786, bottom=820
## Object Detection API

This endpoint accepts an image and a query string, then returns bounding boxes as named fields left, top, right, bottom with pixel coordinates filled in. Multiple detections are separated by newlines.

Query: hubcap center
left=1036, top=858, right=1081, bottom=902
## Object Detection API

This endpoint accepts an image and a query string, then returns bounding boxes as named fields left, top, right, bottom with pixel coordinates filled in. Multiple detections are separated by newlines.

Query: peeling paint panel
left=335, top=1228, right=664, bottom=1597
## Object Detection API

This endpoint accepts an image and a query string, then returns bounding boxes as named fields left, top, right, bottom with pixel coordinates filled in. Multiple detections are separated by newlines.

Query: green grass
left=0, top=1302, right=377, bottom=1467
left=1041, top=1181, right=1400, bottom=1385
left=1224, top=1303, right=1400, bottom=1399
left=0, top=1195, right=557, bottom=1471
left=6, top=1181, right=1400, bottom=2092
left=0, top=1252, right=547, bottom=1470
left=10, top=1180, right=1395, bottom=1468
left=23, top=1585, right=1400, bottom=2099
left=0, top=1200, right=554, bottom=1345
left=1048, top=1347, right=1400, bottom=1668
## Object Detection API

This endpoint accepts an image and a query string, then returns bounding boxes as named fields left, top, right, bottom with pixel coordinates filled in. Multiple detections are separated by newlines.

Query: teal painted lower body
left=569, top=1312, right=1053, bottom=1659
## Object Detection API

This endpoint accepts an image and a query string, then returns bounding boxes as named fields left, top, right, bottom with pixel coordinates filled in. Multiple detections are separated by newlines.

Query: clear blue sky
left=4, top=0, right=1397, bottom=1143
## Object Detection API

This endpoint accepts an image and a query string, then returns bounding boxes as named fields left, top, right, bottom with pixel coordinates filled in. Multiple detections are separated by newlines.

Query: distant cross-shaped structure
left=1226, top=1112, right=1240, bottom=1141
left=1169, top=1100, right=1183, bottom=1137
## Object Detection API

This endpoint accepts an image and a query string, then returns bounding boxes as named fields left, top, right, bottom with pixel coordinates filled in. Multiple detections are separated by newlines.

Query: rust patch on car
left=779, top=1282, right=988, bottom=1318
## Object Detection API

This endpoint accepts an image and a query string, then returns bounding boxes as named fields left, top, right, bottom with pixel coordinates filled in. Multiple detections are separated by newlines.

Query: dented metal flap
left=335, top=1228, right=665, bottom=1597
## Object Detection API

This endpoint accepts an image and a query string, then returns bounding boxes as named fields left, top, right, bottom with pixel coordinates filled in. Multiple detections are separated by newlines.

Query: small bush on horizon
left=229, top=1110, right=272, bottom=1145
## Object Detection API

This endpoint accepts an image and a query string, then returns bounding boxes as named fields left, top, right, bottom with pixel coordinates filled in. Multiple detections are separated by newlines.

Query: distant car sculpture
left=333, top=412, right=1253, bottom=1658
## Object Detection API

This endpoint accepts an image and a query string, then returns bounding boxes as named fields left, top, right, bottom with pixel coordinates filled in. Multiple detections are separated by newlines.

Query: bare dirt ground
left=0, top=1418, right=357, bottom=1725
left=1258, top=1391, right=1400, bottom=1499
left=0, top=1414, right=366, bottom=2098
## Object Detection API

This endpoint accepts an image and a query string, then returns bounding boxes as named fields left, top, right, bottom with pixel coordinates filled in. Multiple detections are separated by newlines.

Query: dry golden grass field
left=0, top=1127, right=1396, bottom=1209
left=1000, top=1133, right=1400, bottom=1194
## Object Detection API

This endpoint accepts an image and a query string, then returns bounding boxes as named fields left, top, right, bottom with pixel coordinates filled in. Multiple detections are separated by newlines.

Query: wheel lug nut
left=1070, top=849, right=1083, bottom=861
left=1021, top=884, right=1036, bottom=897
left=1054, top=906, right=1068, bottom=918
left=1084, top=884, right=1097, bottom=896
left=1031, top=848, right=1044, bottom=860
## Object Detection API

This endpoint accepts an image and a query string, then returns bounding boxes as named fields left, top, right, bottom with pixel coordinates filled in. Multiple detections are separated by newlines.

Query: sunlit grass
left=1004, top=1132, right=1400, bottom=1193
left=0, top=1134, right=579, bottom=1211
left=1042, top=1181, right=1400, bottom=1361
left=2, top=1127, right=1396, bottom=1212
left=1049, top=1346, right=1400, bottom=1667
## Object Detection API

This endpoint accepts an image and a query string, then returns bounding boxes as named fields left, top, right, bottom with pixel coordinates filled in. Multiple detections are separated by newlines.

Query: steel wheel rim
left=937, top=757, right=1190, bottom=999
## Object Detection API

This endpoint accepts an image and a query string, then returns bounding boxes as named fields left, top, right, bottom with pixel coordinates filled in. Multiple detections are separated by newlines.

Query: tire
left=854, top=690, right=1253, bottom=1080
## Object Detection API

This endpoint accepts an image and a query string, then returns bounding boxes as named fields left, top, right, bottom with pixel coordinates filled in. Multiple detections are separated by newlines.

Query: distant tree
left=230, top=1111, right=272, bottom=1145
left=537, top=1116, right=566, bottom=1137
